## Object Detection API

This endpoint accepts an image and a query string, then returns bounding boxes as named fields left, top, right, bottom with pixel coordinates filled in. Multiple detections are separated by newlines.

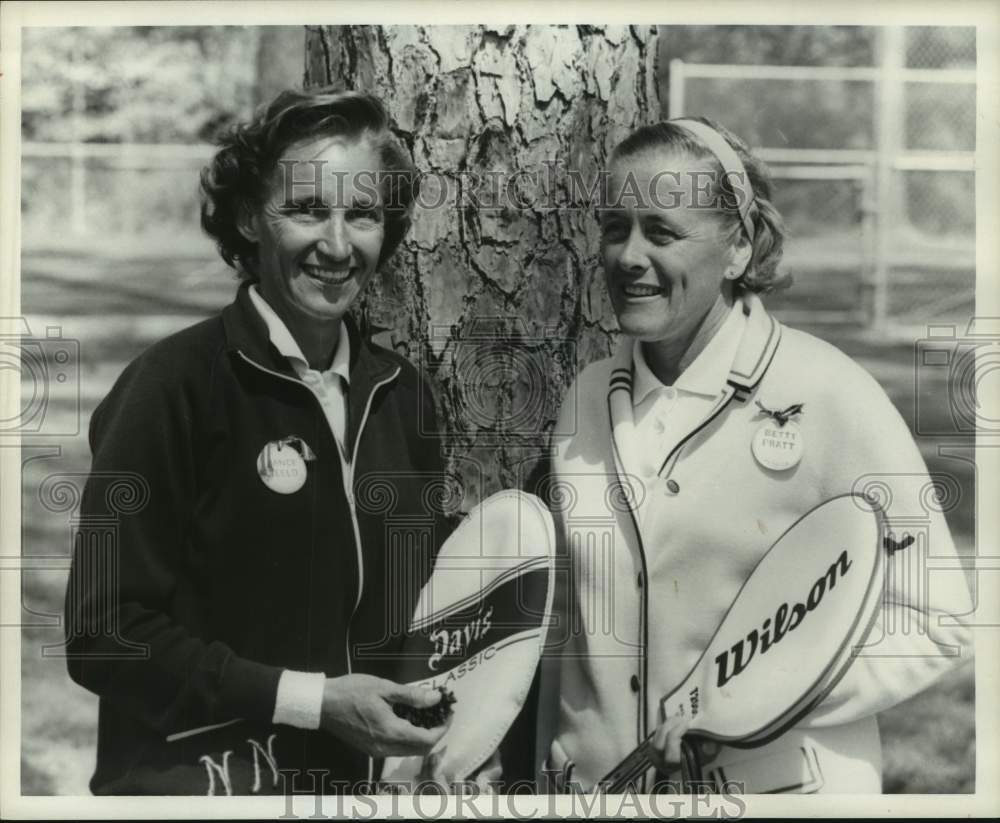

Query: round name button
left=257, top=440, right=308, bottom=494
left=751, top=419, right=804, bottom=472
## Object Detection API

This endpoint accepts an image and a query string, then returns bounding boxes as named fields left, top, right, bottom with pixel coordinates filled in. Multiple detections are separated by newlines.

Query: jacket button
left=666, top=479, right=680, bottom=494
left=630, top=675, right=640, bottom=693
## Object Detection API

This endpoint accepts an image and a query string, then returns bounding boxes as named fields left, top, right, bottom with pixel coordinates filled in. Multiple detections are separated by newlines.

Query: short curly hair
left=610, top=117, right=789, bottom=293
left=200, top=88, right=417, bottom=279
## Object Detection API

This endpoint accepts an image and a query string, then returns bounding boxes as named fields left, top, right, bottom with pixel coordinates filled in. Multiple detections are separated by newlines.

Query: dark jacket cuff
left=219, top=654, right=285, bottom=722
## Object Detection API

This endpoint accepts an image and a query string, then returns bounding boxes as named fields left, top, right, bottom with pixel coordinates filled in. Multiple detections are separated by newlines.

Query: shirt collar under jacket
left=247, top=284, right=351, bottom=386
left=631, top=299, right=746, bottom=407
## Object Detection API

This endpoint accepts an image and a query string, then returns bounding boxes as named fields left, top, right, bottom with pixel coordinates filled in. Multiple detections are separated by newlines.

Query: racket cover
left=380, top=489, right=556, bottom=785
left=598, top=492, right=886, bottom=793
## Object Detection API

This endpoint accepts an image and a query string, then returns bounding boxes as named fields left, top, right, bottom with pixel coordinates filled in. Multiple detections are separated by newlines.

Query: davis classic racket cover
left=381, top=490, right=556, bottom=785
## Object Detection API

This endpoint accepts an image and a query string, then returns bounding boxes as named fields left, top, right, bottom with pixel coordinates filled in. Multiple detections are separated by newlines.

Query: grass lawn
left=879, top=663, right=975, bottom=794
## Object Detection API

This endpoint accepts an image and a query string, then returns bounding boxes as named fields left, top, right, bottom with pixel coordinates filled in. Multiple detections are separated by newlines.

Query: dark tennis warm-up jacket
left=64, top=283, right=448, bottom=795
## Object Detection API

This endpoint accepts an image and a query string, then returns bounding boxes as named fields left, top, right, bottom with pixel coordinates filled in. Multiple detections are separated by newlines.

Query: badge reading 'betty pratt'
left=257, top=439, right=308, bottom=494
left=752, top=419, right=804, bottom=471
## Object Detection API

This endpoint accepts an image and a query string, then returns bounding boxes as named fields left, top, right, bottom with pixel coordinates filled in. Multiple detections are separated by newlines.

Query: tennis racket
left=587, top=492, right=886, bottom=794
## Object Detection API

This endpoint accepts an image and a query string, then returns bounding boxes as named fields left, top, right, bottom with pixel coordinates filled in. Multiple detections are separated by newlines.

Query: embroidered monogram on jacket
left=199, top=734, right=279, bottom=796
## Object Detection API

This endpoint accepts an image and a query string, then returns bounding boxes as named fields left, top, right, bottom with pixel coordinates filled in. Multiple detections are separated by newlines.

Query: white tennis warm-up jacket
left=536, top=294, right=974, bottom=793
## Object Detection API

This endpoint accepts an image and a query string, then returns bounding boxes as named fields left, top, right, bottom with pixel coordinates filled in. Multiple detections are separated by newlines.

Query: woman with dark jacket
left=65, top=89, right=450, bottom=795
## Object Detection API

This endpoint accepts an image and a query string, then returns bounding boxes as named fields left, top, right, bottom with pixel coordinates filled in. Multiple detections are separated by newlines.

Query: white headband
left=670, top=118, right=757, bottom=243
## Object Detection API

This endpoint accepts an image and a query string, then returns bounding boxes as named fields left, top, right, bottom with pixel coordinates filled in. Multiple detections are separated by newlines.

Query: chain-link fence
left=891, top=27, right=976, bottom=326
left=667, top=25, right=975, bottom=333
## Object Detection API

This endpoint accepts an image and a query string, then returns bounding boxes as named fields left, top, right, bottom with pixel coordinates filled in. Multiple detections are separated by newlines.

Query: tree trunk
left=305, top=25, right=659, bottom=507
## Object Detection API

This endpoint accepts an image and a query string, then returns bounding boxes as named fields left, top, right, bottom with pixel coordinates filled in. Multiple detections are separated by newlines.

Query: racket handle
left=680, top=737, right=704, bottom=793
left=597, top=735, right=657, bottom=794
left=599, top=733, right=707, bottom=794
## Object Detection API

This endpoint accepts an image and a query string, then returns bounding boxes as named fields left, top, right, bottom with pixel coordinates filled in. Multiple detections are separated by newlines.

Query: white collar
left=248, top=284, right=351, bottom=383
left=632, top=299, right=745, bottom=406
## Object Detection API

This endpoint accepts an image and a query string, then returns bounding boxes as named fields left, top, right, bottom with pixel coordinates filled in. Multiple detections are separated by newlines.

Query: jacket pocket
left=704, top=745, right=825, bottom=794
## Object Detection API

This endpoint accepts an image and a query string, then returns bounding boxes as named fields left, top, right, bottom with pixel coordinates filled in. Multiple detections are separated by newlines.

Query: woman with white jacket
left=534, top=117, right=974, bottom=794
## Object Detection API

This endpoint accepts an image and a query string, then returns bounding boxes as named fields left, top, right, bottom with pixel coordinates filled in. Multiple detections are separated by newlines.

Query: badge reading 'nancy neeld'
left=256, top=440, right=307, bottom=494
left=752, top=419, right=804, bottom=471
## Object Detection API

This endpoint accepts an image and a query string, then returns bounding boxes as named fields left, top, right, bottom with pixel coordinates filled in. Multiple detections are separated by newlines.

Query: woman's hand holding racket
left=320, top=674, right=449, bottom=758
left=588, top=493, right=886, bottom=794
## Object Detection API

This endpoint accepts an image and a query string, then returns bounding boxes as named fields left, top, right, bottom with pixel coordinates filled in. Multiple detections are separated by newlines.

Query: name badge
left=752, top=419, right=804, bottom=471
left=257, top=438, right=312, bottom=494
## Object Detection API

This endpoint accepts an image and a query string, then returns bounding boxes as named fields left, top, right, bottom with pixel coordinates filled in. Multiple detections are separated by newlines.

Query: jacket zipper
left=344, top=365, right=401, bottom=612
left=237, top=351, right=400, bottom=785
left=343, top=365, right=399, bottom=787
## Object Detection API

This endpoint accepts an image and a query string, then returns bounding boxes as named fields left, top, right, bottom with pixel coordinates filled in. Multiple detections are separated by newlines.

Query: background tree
left=255, top=26, right=306, bottom=107
left=305, top=25, right=660, bottom=506
left=21, top=26, right=260, bottom=143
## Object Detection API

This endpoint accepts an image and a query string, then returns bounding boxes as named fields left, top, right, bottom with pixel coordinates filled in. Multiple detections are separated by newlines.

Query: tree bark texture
left=305, top=25, right=660, bottom=507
